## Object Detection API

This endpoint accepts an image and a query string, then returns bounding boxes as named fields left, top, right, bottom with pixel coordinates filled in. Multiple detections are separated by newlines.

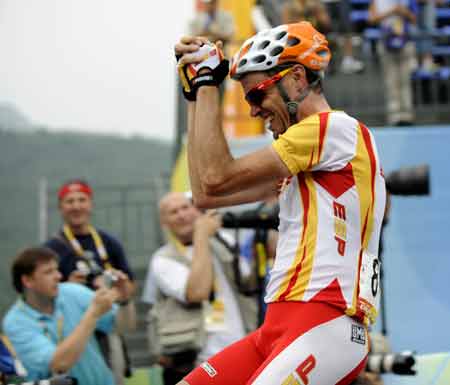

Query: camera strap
left=63, top=224, right=112, bottom=270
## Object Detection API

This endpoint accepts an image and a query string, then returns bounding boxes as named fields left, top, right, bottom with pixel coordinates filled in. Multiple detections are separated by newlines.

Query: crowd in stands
left=281, top=0, right=447, bottom=125
left=176, top=0, right=449, bottom=128
left=254, top=0, right=450, bottom=125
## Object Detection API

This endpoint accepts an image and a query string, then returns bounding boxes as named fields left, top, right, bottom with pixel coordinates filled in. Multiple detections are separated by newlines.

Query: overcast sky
left=0, top=0, right=195, bottom=141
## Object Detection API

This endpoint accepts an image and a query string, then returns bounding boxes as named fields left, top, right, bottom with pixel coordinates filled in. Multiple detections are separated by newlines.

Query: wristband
left=177, top=43, right=229, bottom=101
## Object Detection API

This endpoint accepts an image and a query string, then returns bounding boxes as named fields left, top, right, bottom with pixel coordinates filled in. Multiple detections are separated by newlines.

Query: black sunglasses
left=245, top=67, right=293, bottom=107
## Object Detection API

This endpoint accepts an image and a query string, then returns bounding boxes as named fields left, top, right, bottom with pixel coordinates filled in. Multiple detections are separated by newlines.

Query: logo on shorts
left=351, top=324, right=366, bottom=345
left=200, top=361, right=217, bottom=377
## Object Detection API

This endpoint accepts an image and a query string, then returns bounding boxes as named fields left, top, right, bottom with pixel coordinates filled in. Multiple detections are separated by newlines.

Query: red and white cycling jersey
left=268, top=110, right=386, bottom=325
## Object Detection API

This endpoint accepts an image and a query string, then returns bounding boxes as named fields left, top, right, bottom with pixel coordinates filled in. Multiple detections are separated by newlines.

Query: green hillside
left=0, top=129, right=172, bottom=314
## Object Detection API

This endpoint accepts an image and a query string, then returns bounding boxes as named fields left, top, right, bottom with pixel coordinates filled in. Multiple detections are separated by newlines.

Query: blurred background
left=1, top=0, right=449, bottom=384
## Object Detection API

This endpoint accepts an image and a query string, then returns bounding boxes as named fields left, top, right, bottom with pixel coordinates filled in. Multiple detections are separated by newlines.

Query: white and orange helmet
left=230, top=22, right=331, bottom=80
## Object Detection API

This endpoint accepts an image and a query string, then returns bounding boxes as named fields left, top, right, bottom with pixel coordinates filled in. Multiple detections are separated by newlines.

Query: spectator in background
left=282, top=0, right=365, bottom=73
left=189, top=0, right=235, bottom=52
left=189, top=0, right=235, bottom=103
left=2, top=247, right=131, bottom=385
left=44, top=179, right=136, bottom=385
left=416, top=0, right=441, bottom=71
left=369, top=0, right=418, bottom=125
left=141, top=192, right=254, bottom=385
left=251, top=0, right=273, bottom=32
left=281, top=0, right=332, bottom=34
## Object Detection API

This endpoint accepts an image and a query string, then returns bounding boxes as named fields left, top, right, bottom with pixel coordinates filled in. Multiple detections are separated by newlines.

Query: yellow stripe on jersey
left=272, top=114, right=322, bottom=174
left=346, top=123, right=377, bottom=317
left=275, top=173, right=318, bottom=301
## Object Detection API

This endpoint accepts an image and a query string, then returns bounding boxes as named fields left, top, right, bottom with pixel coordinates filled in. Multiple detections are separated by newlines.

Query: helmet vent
left=317, top=49, right=328, bottom=58
left=259, top=40, right=270, bottom=50
left=252, top=55, right=266, bottom=64
left=275, top=31, right=287, bottom=40
left=270, top=46, right=284, bottom=57
left=239, top=59, right=248, bottom=67
left=287, top=37, right=301, bottom=47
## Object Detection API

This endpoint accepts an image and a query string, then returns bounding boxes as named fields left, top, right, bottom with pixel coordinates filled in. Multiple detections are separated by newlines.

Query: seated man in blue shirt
left=2, top=246, right=130, bottom=385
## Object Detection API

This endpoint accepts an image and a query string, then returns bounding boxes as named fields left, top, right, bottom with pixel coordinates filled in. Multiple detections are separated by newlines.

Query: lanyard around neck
left=63, top=224, right=112, bottom=270
left=40, top=316, right=64, bottom=343
left=18, top=300, right=64, bottom=343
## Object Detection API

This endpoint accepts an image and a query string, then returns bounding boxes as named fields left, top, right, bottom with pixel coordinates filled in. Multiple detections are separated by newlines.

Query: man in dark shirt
left=44, top=179, right=136, bottom=385
left=45, top=179, right=135, bottom=293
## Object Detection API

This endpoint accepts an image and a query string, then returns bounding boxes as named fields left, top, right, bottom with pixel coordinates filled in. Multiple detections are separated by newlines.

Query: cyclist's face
left=240, top=72, right=291, bottom=140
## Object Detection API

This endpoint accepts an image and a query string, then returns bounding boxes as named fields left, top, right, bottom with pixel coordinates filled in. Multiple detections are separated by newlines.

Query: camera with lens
left=75, top=251, right=102, bottom=277
left=221, top=203, right=280, bottom=230
left=102, top=270, right=118, bottom=289
left=385, top=164, right=429, bottom=196
left=75, top=252, right=118, bottom=289
left=366, top=351, right=416, bottom=375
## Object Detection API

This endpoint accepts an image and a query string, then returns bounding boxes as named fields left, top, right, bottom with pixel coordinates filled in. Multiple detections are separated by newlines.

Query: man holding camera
left=174, top=21, right=386, bottom=385
left=2, top=247, right=130, bottom=385
left=142, top=192, right=253, bottom=385
left=44, top=179, right=136, bottom=385
left=44, top=180, right=135, bottom=293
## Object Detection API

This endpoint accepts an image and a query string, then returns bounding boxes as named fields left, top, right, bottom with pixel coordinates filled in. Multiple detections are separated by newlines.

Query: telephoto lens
left=385, top=164, right=429, bottom=196
left=366, top=351, right=416, bottom=375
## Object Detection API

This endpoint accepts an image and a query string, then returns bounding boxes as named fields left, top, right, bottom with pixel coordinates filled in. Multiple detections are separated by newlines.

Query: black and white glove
left=177, top=42, right=229, bottom=101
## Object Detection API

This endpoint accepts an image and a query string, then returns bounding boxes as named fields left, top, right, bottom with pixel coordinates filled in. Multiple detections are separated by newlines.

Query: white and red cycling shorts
left=184, top=301, right=369, bottom=385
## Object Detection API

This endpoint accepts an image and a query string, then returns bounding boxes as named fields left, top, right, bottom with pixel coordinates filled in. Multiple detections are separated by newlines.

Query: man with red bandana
left=173, top=21, right=386, bottom=385
left=44, top=179, right=135, bottom=385
left=45, top=179, right=134, bottom=292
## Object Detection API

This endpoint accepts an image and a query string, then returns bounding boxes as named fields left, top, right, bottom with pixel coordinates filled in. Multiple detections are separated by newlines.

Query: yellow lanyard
left=39, top=316, right=64, bottom=343
left=63, top=224, right=112, bottom=270
left=1, top=334, right=16, bottom=356
left=1, top=334, right=28, bottom=377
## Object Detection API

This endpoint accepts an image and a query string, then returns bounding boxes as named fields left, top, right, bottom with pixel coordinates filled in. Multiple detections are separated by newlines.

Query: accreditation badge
left=204, top=299, right=226, bottom=332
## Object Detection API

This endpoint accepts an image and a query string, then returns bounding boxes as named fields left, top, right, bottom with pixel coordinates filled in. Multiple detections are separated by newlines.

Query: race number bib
left=358, top=249, right=381, bottom=324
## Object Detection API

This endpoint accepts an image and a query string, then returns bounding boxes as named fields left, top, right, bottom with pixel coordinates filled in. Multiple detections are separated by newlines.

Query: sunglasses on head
left=245, top=67, right=293, bottom=107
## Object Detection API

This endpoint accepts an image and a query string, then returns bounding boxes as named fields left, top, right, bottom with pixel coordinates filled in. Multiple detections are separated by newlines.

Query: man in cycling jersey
left=174, top=21, right=386, bottom=385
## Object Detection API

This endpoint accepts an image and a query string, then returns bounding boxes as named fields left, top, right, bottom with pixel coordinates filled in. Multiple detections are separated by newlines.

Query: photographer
left=2, top=247, right=131, bottom=385
left=44, top=179, right=135, bottom=297
left=44, top=179, right=136, bottom=384
left=141, top=192, right=255, bottom=385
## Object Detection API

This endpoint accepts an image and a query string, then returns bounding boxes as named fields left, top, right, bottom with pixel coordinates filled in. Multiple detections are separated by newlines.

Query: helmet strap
left=276, top=81, right=314, bottom=126
left=275, top=82, right=298, bottom=125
